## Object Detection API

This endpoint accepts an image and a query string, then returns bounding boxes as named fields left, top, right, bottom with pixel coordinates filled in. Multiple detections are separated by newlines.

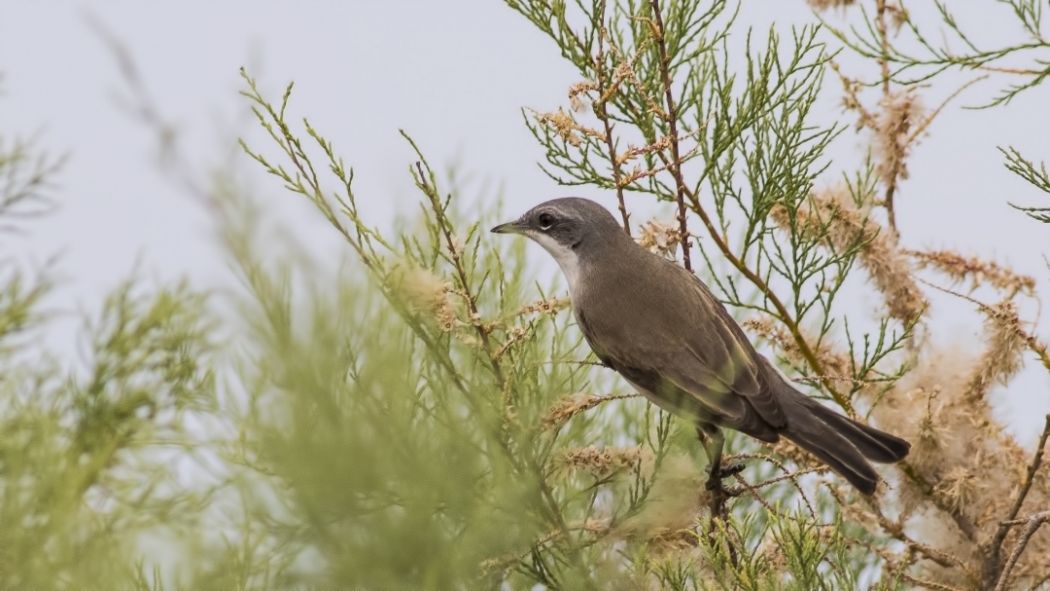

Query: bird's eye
left=537, top=212, right=555, bottom=230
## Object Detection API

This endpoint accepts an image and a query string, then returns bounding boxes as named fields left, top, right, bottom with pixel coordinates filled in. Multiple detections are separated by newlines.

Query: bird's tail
left=771, top=376, right=910, bottom=495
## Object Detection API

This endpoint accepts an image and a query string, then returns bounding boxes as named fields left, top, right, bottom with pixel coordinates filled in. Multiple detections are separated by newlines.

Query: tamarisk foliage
left=1, top=1, right=1049, bottom=589
left=502, top=1, right=1050, bottom=589
left=0, top=123, right=218, bottom=589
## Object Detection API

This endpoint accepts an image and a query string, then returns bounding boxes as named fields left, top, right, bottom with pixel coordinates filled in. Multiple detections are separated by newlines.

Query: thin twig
left=412, top=162, right=505, bottom=386
left=921, top=279, right=1050, bottom=373
left=875, top=0, right=892, bottom=95
left=864, top=495, right=972, bottom=574
left=649, top=0, right=693, bottom=271
left=875, top=0, right=900, bottom=234
left=906, top=75, right=988, bottom=145
left=985, top=414, right=1050, bottom=588
left=593, top=2, right=631, bottom=235
left=993, top=511, right=1050, bottom=591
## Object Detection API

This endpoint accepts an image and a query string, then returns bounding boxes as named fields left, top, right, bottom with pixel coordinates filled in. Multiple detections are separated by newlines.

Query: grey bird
left=492, top=197, right=910, bottom=495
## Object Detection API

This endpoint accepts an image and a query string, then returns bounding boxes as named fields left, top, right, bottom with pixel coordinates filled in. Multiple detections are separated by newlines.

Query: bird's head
left=491, top=197, right=625, bottom=289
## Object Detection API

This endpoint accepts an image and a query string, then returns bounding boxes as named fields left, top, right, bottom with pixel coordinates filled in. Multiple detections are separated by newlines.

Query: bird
left=491, top=197, right=910, bottom=495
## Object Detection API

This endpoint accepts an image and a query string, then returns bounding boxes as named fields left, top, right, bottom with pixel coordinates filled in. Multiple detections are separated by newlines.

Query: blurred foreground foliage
left=2, top=1, right=1050, bottom=590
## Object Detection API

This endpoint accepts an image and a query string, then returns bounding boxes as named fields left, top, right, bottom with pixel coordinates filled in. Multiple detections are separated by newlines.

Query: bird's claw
left=705, top=462, right=745, bottom=490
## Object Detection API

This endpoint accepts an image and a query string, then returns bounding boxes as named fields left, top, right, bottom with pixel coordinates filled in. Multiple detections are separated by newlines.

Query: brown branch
left=874, top=0, right=901, bottom=234
left=687, top=191, right=853, bottom=413
left=649, top=0, right=693, bottom=271
left=551, top=0, right=849, bottom=416
left=898, top=459, right=979, bottom=541
left=900, top=572, right=968, bottom=591
left=593, top=2, right=631, bottom=235
left=730, top=452, right=819, bottom=517
left=1004, top=413, right=1050, bottom=527
left=826, top=481, right=976, bottom=583
left=906, top=75, right=988, bottom=145
left=413, top=162, right=504, bottom=386
left=865, top=495, right=973, bottom=575
left=645, top=144, right=853, bottom=411
left=984, top=414, right=1050, bottom=588
left=920, top=279, right=1050, bottom=373
left=993, top=510, right=1050, bottom=591
left=729, top=469, right=829, bottom=526
left=875, top=0, right=892, bottom=95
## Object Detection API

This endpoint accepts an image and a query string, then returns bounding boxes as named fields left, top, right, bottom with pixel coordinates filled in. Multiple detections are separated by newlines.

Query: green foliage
left=0, top=123, right=208, bottom=589
left=0, top=279, right=215, bottom=586
left=3, top=1, right=1049, bottom=589
left=1002, top=146, right=1050, bottom=223
left=822, top=0, right=1050, bottom=107
left=226, top=71, right=687, bottom=589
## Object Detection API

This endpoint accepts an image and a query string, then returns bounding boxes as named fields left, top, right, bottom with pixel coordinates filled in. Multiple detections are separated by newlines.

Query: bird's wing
left=653, top=265, right=787, bottom=428
left=573, top=256, right=787, bottom=428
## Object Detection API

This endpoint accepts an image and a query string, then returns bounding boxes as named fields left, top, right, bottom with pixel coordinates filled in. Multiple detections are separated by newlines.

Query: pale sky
left=2, top=1, right=1048, bottom=439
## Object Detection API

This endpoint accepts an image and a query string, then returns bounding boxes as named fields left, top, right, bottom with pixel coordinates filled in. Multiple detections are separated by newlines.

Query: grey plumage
left=492, top=197, right=909, bottom=495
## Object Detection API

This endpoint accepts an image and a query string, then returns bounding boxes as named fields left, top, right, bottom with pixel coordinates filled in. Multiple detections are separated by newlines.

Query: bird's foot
left=704, top=462, right=745, bottom=490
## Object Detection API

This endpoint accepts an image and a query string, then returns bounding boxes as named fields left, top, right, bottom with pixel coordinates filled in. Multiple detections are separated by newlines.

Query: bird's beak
left=491, top=220, right=526, bottom=235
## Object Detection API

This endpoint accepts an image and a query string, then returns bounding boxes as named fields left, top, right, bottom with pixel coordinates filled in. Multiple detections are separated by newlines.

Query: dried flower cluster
left=615, top=136, right=674, bottom=167
left=559, top=445, right=647, bottom=477
left=541, top=392, right=636, bottom=430
left=862, top=325, right=1046, bottom=586
left=534, top=108, right=605, bottom=147
left=517, top=297, right=570, bottom=317
left=568, top=80, right=598, bottom=112
left=875, top=91, right=923, bottom=189
left=964, top=300, right=1028, bottom=401
left=635, top=218, right=684, bottom=259
left=391, top=265, right=457, bottom=331
left=907, top=249, right=1036, bottom=295
left=807, top=0, right=856, bottom=10
left=772, top=186, right=926, bottom=323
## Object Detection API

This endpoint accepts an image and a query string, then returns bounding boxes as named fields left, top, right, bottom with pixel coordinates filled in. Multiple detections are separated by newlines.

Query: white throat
left=529, top=231, right=582, bottom=294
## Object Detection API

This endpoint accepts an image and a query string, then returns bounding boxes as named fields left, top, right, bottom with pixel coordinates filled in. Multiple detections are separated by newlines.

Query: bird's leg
left=695, top=423, right=741, bottom=564
left=696, top=423, right=744, bottom=487
left=696, top=423, right=744, bottom=519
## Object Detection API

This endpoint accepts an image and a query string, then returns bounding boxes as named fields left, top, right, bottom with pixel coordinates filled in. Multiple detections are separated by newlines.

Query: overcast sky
left=2, top=1, right=1048, bottom=439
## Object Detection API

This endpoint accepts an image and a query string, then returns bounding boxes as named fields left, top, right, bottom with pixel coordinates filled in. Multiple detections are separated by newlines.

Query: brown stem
left=413, top=162, right=505, bottom=387
left=649, top=0, right=693, bottom=271
left=642, top=137, right=853, bottom=412
left=684, top=180, right=853, bottom=413
left=898, top=460, right=979, bottom=541
left=875, top=0, right=900, bottom=235
left=531, top=3, right=848, bottom=410
left=983, top=414, right=1050, bottom=588
left=993, top=511, right=1050, bottom=591
left=865, top=496, right=972, bottom=574
left=922, top=279, right=1050, bottom=373
left=875, top=0, right=892, bottom=95
left=593, top=2, right=630, bottom=235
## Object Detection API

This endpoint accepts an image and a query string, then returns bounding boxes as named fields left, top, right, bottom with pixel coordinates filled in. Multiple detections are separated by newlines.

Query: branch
left=592, top=2, right=631, bottom=235
left=985, top=414, right=1050, bottom=588
left=897, top=460, right=979, bottom=541
left=993, top=510, right=1050, bottom=591
left=690, top=192, right=853, bottom=413
left=921, top=279, right=1050, bottom=373
left=865, top=496, right=973, bottom=574
left=875, top=0, right=900, bottom=235
left=649, top=0, right=693, bottom=271
left=411, top=158, right=505, bottom=387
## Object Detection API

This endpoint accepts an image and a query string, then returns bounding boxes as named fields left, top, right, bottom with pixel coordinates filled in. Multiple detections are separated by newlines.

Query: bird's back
left=572, top=243, right=783, bottom=437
